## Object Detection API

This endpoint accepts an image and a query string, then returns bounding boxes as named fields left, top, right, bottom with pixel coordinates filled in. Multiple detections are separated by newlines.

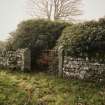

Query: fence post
left=58, top=46, right=64, bottom=78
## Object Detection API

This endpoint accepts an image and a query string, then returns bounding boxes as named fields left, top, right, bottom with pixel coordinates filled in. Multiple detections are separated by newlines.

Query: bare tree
left=27, top=0, right=82, bottom=21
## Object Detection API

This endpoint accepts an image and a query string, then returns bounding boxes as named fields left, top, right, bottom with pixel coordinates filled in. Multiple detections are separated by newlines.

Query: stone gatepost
left=58, top=46, right=64, bottom=77
left=21, top=48, right=31, bottom=71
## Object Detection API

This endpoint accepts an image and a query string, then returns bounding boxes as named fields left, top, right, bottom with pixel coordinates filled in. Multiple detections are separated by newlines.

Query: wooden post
left=58, top=46, right=64, bottom=78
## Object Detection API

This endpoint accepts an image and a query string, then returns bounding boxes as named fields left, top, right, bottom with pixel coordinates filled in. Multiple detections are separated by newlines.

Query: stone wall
left=63, top=57, right=105, bottom=82
left=0, top=48, right=31, bottom=71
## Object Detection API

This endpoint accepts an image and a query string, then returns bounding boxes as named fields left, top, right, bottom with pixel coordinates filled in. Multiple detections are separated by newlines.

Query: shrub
left=57, top=17, right=105, bottom=61
left=8, top=19, right=70, bottom=69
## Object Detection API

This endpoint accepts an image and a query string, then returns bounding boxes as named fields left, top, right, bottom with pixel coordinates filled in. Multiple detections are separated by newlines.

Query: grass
left=0, top=70, right=105, bottom=105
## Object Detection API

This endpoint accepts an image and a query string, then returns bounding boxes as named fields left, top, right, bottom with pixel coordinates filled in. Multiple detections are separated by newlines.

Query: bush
left=57, top=17, right=105, bottom=61
left=8, top=19, right=70, bottom=69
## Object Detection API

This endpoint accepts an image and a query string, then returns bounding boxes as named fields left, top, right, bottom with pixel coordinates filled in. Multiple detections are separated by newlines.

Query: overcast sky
left=0, top=0, right=105, bottom=41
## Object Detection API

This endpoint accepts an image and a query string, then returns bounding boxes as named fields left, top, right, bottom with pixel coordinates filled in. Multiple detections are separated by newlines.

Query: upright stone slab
left=58, top=46, right=64, bottom=77
left=21, top=48, right=31, bottom=71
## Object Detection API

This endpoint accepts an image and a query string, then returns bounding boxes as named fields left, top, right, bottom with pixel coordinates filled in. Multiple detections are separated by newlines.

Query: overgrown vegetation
left=6, top=17, right=105, bottom=68
left=7, top=19, right=70, bottom=69
left=57, top=17, right=105, bottom=61
left=0, top=69, right=105, bottom=105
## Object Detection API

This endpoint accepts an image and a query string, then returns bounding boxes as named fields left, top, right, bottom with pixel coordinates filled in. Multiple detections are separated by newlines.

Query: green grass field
left=0, top=70, right=105, bottom=105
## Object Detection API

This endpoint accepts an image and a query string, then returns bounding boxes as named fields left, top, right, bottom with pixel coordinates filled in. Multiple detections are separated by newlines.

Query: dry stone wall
left=0, top=48, right=31, bottom=71
left=63, top=57, right=105, bottom=82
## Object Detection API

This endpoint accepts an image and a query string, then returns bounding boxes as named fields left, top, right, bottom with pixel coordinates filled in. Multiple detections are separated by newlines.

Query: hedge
left=57, top=17, right=105, bottom=62
left=8, top=19, right=71, bottom=69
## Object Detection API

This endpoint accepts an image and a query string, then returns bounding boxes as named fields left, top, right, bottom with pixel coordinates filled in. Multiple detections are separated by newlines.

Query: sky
left=0, top=0, right=105, bottom=41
